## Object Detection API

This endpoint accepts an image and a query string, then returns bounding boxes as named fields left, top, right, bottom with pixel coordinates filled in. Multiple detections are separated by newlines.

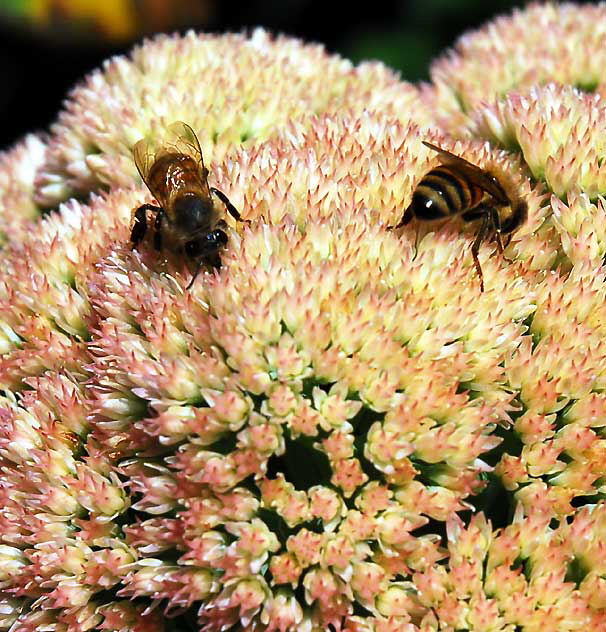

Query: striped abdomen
left=409, top=165, right=484, bottom=221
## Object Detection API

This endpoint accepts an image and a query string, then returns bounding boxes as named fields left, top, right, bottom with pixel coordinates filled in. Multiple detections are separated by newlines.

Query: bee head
left=501, top=199, right=528, bottom=234
left=174, top=194, right=214, bottom=233
left=185, top=229, right=228, bottom=258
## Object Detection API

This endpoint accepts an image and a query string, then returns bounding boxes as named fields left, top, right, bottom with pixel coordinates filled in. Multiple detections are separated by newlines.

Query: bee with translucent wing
left=130, top=121, right=247, bottom=289
left=391, top=141, right=528, bottom=291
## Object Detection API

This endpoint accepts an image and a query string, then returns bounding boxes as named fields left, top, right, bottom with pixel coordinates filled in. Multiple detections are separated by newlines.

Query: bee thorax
left=173, top=194, right=215, bottom=232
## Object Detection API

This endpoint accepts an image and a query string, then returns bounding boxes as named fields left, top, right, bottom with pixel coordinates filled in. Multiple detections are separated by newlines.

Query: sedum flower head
left=35, top=28, right=429, bottom=209
left=470, top=84, right=606, bottom=200
left=2, top=5, right=606, bottom=631
left=0, top=134, right=46, bottom=247
left=430, top=2, right=606, bottom=115
left=409, top=508, right=606, bottom=631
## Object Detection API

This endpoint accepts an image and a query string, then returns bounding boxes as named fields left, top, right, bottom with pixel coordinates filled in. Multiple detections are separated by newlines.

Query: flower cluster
left=430, top=2, right=606, bottom=114
left=0, top=134, right=46, bottom=247
left=2, top=4, right=606, bottom=630
left=35, top=28, right=429, bottom=208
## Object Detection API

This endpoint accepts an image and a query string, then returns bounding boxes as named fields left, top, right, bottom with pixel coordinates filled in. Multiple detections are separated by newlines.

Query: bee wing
left=161, top=121, right=211, bottom=196
left=133, top=136, right=171, bottom=207
left=423, top=141, right=509, bottom=204
left=165, top=122, right=204, bottom=164
left=133, top=122, right=211, bottom=206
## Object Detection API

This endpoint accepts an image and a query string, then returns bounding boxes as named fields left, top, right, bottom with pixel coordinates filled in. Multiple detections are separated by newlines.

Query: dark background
left=0, top=0, right=527, bottom=150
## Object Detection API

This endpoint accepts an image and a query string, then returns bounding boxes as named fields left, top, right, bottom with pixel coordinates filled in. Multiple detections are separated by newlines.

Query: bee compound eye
left=209, top=229, right=228, bottom=246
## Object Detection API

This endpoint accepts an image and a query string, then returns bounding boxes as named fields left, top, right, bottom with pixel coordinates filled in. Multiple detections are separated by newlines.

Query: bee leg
left=387, top=205, right=414, bottom=230
left=494, top=231, right=513, bottom=263
left=490, top=208, right=514, bottom=264
left=153, top=209, right=166, bottom=251
left=471, top=213, right=491, bottom=293
left=210, top=187, right=250, bottom=224
left=186, top=258, right=204, bottom=291
left=414, top=222, right=421, bottom=252
left=496, top=232, right=514, bottom=263
left=131, top=204, right=161, bottom=248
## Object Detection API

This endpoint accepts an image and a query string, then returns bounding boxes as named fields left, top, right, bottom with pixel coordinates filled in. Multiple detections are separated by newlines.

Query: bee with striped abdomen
left=130, top=121, right=246, bottom=289
left=392, top=141, right=527, bottom=291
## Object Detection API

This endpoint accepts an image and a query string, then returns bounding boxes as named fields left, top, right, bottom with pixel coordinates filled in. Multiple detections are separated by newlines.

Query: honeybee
left=392, top=141, right=527, bottom=292
left=130, top=121, right=246, bottom=289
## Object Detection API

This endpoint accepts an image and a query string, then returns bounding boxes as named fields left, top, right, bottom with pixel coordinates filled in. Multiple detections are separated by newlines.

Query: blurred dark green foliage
left=0, top=0, right=533, bottom=148
left=216, top=0, right=529, bottom=82
left=340, top=0, right=527, bottom=81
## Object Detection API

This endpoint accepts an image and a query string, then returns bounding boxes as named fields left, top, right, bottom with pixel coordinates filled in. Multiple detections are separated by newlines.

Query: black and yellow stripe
left=410, top=165, right=483, bottom=221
